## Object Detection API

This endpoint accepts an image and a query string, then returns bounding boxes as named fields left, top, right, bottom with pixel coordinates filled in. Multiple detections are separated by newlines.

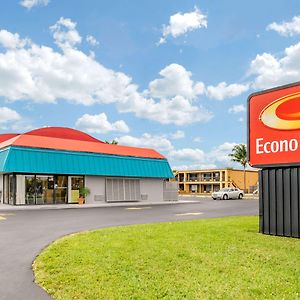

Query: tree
left=105, top=140, right=118, bottom=145
left=229, top=144, right=248, bottom=193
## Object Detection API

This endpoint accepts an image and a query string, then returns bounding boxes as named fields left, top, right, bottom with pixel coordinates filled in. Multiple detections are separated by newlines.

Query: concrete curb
left=0, top=196, right=259, bottom=211
left=0, top=200, right=203, bottom=211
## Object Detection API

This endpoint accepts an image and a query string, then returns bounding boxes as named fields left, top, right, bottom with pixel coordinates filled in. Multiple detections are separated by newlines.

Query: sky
left=0, top=0, right=300, bottom=170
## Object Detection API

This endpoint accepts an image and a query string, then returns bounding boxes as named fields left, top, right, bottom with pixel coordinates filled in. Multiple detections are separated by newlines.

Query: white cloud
left=158, top=6, right=207, bottom=45
left=169, top=148, right=206, bottom=162
left=193, top=136, right=203, bottom=143
left=168, top=142, right=239, bottom=170
left=20, top=0, right=50, bottom=9
left=267, top=16, right=300, bottom=37
left=170, top=130, right=185, bottom=140
left=206, top=82, right=249, bottom=100
left=238, top=117, right=244, bottom=122
left=0, top=30, right=30, bottom=49
left=75, top=113, right=129, bottom=134
left=207, top=142, right=237, bottom=165
left=147, top=63, right=205, bottom=100
left=0, top=21, right=212, bottom=126
left=140, top=63, right=211, bottom=125
left=249, top=42, right=300, bottom=89
left=0, top=106, right=33, bottom=132
left=172, top=163, right=217, bottom=171
left=228, top=104, right=246, bottom=114
left=121, top=94, right=212, bottom=125
left=50, top=17, right=82, bottom=49
left=10, top=120, right=33, bottom=132
left=117, top=133, right=173, bottom=152
left=86, top=35, right=99, bottom=46
left=0, top=107, right=21, bottom=123
left=0, top=107, right=24, bottom=130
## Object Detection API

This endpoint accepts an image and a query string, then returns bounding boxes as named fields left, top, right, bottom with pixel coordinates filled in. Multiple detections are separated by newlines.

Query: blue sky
left=0, top=0, right=300, bottom=169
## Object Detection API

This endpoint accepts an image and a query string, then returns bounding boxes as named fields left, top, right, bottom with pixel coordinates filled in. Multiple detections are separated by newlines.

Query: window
left=3, top=174, right=16, bottom=205
left=70, top=177, right=84, bottom=203
left=24, top=175, right=75, bottom=205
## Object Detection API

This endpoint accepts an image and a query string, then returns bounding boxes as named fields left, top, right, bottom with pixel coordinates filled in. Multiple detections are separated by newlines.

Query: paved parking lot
left=0, top=198, right=258, bottom=300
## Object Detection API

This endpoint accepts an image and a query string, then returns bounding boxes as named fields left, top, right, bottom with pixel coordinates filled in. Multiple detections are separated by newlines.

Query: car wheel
left=212, top=197, right=216, bottom=200
left=223, top=194, right=228, bottom=200
left=238, top=193, right=243, bottom=199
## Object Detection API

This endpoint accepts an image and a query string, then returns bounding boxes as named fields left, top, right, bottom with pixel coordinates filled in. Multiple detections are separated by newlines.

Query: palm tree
left=229, top=144, right=248, bottom=193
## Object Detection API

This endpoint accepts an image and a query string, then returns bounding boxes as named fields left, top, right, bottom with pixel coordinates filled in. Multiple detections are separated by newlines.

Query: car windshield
left=219, top=188, right=230, bottom=192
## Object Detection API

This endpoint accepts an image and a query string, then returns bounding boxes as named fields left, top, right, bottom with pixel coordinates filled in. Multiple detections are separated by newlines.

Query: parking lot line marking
left=0, top=213, right=15, bottom=221
left=126, top=207, right=152, bottom=210
left=176, top=212, right=203, bottom=216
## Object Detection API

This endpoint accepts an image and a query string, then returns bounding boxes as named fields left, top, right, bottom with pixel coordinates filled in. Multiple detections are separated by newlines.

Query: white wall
left=0, top=174, right=3, bottom=203
left=16, top=175, right=25, bottom=205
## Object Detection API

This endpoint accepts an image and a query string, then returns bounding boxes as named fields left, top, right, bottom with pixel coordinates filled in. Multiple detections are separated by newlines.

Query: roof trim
left=2, top=146, right=173, bottom=179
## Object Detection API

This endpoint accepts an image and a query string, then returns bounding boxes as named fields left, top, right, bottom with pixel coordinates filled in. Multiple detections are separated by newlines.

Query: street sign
left=248, top=82, right=300, bottom=167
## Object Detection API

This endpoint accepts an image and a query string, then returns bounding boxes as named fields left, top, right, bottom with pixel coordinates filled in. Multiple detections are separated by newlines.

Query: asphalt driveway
left=0, top=198, right=258, bottom=300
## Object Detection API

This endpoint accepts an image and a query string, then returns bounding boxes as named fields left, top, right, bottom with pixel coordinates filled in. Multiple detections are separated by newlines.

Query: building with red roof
left=0, top=127, right=176, bottom=205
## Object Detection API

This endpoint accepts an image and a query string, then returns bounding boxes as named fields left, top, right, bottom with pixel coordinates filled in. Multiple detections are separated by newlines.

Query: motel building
left=0, top=127, right=176, bottom=205
left=174, top=169, right=258, bottom=194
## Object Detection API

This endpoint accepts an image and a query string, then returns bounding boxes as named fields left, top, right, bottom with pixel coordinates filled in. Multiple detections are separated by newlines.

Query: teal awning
left=0, top=146, right=173, bottom=178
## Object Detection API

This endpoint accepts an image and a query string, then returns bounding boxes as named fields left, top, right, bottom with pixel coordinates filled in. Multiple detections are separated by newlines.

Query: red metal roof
left=0, top=134, right=19, bottom=143
left=25, top=127, right=103, bottom=143
left=0, top=127, right=165, bottom=160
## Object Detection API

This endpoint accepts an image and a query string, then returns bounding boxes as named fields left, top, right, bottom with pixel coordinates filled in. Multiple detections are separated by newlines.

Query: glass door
left=35, top=176, right=54, bottom=204
left=54, top=176, right=68, bottom=204
left=25, top=175, right=35, bottom=204
left=8, top=175, right=15, bottom=205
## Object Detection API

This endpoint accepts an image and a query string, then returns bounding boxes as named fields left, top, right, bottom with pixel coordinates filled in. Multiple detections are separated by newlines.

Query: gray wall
left=140, top=178, right=164, bottom=202
left=85, top=176, right=106, bottom=204
left=163, top=181, right=178, bottom=201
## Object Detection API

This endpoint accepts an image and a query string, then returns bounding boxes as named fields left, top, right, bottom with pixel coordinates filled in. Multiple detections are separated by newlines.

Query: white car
left=212, top=188, right=244, bottom=200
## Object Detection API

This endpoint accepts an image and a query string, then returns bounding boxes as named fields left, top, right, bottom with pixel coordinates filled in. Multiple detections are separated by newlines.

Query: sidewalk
left=0, top=199, right=201, bottom=211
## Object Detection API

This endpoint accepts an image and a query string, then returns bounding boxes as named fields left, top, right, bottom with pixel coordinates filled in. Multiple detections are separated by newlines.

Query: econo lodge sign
left=248, top=82, right=300, bottom=167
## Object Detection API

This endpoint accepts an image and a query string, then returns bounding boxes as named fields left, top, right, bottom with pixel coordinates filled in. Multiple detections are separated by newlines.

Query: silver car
left=212, top=188, right=244, bottom=200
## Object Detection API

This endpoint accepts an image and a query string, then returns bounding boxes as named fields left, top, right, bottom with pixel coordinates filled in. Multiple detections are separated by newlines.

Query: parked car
left=212, top=188, right=244, bottom=200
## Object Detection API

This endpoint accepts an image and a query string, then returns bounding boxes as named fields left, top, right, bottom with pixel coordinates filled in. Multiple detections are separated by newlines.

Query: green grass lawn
left=33, top=216, right=300, bottom=300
